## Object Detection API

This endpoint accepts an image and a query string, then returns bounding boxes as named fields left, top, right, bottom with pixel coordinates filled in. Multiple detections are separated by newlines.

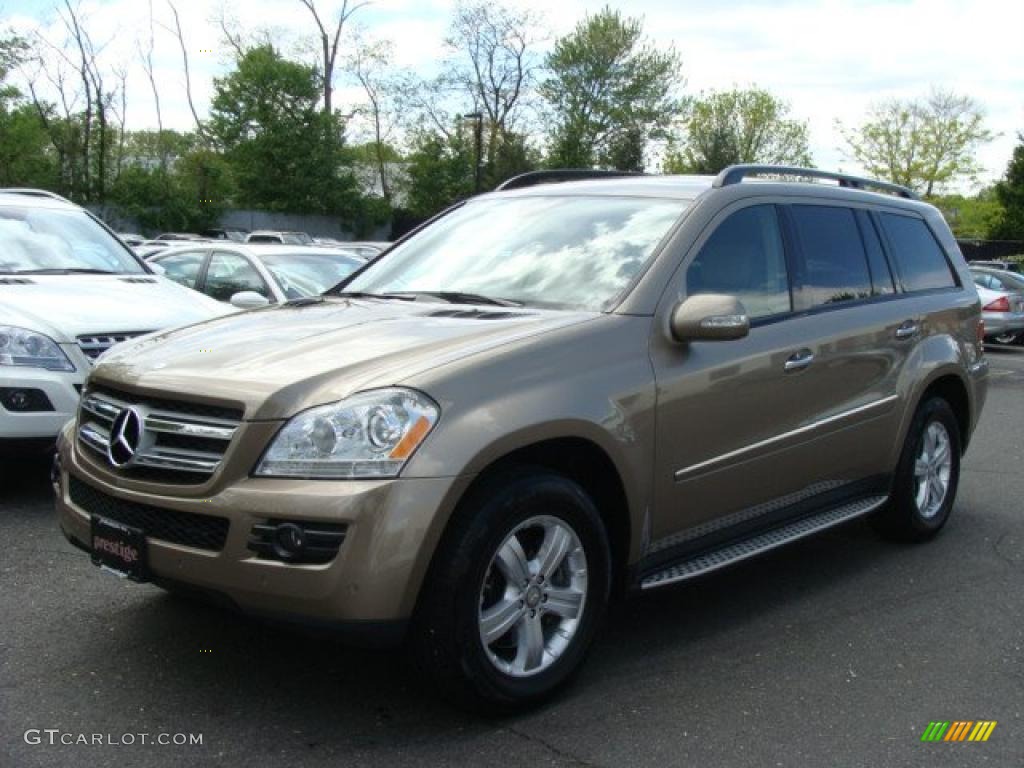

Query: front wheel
left=873, top=397, right=961, bottom=542
left=411, top=469, right=611, bottom=712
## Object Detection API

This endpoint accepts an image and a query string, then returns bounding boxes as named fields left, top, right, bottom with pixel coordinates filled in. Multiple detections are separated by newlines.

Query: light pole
left=462, top=112, right=484, bottom=194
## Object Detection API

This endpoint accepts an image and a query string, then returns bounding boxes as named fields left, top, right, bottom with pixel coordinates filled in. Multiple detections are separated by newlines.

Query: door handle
left=895, top=320, right=920, bottom=340
left=784, top=349, right=815, bottom=372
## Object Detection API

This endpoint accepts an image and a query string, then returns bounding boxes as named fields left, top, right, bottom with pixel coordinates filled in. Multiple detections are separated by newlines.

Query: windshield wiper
left=15, top=268, right=120, bottom=275
left=389, top=291, right=523, bottom=307
left=334, top=290, right=417, bottom=301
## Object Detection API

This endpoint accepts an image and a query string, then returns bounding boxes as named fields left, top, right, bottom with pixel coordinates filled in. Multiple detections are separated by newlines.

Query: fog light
left=0, top=387, right=54, bottom=412
left=273, top=522, right=306, bottom=559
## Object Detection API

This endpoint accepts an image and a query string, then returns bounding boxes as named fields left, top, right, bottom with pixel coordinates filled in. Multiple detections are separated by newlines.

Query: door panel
left=649, top=201, right=910, bottom=552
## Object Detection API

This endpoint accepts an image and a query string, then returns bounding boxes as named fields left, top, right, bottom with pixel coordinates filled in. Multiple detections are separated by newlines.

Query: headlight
left=254, top=388, right=439, bottom=479
left=0, top=325, right=75, bottom=372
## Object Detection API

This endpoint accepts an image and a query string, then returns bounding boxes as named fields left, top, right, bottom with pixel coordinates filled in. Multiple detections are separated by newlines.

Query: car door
left=204, top=250, right=275, bottom=303
left=648, top=201, right=903, bottom=556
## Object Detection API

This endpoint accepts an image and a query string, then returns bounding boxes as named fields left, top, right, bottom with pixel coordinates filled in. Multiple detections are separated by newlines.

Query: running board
left=640, top=495, right=888, bottom=590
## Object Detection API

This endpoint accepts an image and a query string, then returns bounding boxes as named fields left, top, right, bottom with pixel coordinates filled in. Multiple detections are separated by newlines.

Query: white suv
left=0, top=189, right=230, bottom=452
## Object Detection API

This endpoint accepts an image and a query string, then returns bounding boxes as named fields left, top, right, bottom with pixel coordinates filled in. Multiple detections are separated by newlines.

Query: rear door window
left=788, top=205, right=873, bottom=310
left=878, top=213, right=957, bottom=292
left=154, top=249, right=208, bottom=289
left=686, top=204, right=791, bottom=319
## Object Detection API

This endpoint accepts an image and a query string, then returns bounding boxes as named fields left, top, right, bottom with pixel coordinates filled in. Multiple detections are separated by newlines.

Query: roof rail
left=0, top=187, right=73, bottom=203
left=496, top=169, right=646, bottom=191
left=713, top=165, right=919, bottom=200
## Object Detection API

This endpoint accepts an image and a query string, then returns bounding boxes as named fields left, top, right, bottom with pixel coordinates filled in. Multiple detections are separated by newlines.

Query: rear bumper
left=982, top=310, right=1024, bottom=338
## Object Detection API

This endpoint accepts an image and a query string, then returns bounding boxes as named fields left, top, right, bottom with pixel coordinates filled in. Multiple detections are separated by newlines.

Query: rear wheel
left=873, top=397, right=961, bottom=542
left=411, top=468, right=611, bottom=712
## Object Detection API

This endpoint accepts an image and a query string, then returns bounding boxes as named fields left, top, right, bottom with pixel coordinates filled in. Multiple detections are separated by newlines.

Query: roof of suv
left=0, top=189, right=77, bottom=210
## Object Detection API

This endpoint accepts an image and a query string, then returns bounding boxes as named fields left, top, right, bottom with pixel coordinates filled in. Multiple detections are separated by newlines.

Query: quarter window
left=878, top=213, right=957, bottom=292
left=789, top=205, right=872, bottom=310
left=686, top=205, right=790, bottom=319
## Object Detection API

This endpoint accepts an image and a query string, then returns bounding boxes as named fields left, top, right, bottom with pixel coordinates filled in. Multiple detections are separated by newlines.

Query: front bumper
left=0, top=365, right=83, bottom=439
left=55, top=425, right=472, bottom=634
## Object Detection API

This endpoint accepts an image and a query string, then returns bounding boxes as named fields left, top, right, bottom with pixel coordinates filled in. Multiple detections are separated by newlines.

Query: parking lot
left=1, top=348, right=1022, bottom=768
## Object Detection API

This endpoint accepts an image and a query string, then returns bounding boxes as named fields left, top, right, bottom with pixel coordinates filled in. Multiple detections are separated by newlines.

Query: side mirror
left=230, top=290, right=271, bottom=309
left=670, top=294, right=750, bottom=342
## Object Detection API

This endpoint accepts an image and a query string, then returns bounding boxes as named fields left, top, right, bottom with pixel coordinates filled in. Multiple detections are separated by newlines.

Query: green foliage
left=839, top=88, right=993, bottom=196
left=403, top=130, right=475, bottom=218
left=990, top=135, right=1024, bottom=241
left=0, top=102, right=58, bottom=188
left=542, top=6, right=682, bottom=170
left=208, top=44, right=359, bottom=217
left=930, top=189, right=1004, bottom=239
left=109, top=149, right=233, bottom=234
left=664, top=87, right=811, bottom=174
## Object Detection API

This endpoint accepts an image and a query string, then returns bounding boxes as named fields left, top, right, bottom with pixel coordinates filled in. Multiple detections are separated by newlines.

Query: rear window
left=878, top=214, right=957, bottom=292
left=789, top=205, right=872, bottom=309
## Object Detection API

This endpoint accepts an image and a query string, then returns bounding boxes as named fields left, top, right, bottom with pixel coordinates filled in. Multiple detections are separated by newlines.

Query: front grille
left=77, top=332, right=152, bottom=362
left=69, top=475, right=229, bottom=552
left=77, top=386, right=242, bottom=484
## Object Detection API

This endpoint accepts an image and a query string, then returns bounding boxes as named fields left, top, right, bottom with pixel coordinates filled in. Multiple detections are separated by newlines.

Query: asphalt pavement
left=3, top=348, right=1023, bottom=768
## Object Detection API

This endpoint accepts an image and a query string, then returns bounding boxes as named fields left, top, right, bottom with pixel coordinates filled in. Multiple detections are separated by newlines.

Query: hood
left=93, top=298, right=597, bottom=419
left=0, top=275, right=231, bottom=341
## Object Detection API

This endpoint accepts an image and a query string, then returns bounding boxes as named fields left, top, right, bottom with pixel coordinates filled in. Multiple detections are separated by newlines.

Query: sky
left=5, top=0, right=1023, bottom=191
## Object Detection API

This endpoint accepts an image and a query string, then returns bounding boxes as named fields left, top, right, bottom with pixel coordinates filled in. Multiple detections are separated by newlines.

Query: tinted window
left=686, top=204, right=790, bottom=319
left=789, top=205, right=872, bottom=309
left=856, top=210, right=895, bottom=295
left=205, top=252, right=270, bottom=301
left=879, top=214, right=957, bottom=291
left=154, top=250, right=206, bottom=289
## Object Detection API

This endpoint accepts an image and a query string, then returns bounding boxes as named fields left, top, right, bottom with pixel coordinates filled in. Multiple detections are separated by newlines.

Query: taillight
left=983, top=296, right=1011, bottom=312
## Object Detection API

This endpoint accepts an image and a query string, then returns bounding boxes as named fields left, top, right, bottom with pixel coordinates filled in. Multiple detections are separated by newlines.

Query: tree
left=542, top=7, right=682, bottom=170
left=990, top=134, right=1024, bottom=241
left=839, top=88, right=993, bottom=196
left=931, top=189, right=1004, bottom=239
left=403, top=129, right=475, bottom=218
left=208, top=44, right=359, bottom=215
left=347, top=33, right=400, bottom=203
left=664, top=87, right=811, bottom=174
left=298, top=0, right=367, bottom=116
left=0, top=31, right=56, bottom=188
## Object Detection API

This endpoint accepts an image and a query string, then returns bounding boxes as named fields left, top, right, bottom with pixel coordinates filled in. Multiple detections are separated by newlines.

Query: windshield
left=0, top=205, right=145, bottom=274
left=344, top=196, right=686, bottom=310
left=260, top=252, right=364, bottom=299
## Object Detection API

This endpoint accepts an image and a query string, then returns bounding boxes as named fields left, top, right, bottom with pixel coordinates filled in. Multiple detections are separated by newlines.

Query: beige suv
left=55, top=165, right=988, bottom=710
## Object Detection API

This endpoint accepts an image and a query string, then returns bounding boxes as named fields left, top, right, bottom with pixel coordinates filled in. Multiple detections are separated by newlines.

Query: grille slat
left=77, top=332, right=151, bottom=362
left=70, top=476, right=229, bottom=552
left=77, top=387, right=242, bottom=484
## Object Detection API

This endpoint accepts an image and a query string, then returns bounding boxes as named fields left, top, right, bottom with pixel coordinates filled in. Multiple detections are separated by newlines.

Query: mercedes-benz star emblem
left=107, top=407, right=144, bottom=468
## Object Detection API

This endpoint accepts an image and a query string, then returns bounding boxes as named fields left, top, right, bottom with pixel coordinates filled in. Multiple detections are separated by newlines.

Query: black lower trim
left=636, top=475, right=891, bottom=583
left=0, top=436, right=57, bottom=457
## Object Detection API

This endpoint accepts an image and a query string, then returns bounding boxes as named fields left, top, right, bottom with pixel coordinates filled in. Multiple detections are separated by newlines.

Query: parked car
left=201, top=227, right=249, bottom=242
left=148, top=243, right=365, bottom=307
left=55, top=166, right=987, bottom=710
left=116, top=232, right=145, bottom=247
left=245, top=230, right=314, bottom=245
left=154, top=232, right=204, bottom=241
left=0, top=189, right=230, bottom=453
left=970, top=259, right=1022, bottom=273
left=974, top=283, right=1024, bottom=344
left=341, top=241, right=391, bottom=260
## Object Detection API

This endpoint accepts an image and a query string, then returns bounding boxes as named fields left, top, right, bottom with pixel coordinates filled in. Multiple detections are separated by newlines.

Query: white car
left=147, top=243, right=365, bottom=307
left=0, top=189, right=231, bottom=451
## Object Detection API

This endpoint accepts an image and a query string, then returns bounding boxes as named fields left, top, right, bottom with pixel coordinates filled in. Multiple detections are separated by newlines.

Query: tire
left=872, top=397, right=961, bottom=542
left=991, top=331, right=1020, bottom=345
left=410, top=467, right=611, bottom=713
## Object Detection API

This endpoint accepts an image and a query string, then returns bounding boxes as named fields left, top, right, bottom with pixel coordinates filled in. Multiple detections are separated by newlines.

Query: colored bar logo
left=921, top=721, right=997, bottom=742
